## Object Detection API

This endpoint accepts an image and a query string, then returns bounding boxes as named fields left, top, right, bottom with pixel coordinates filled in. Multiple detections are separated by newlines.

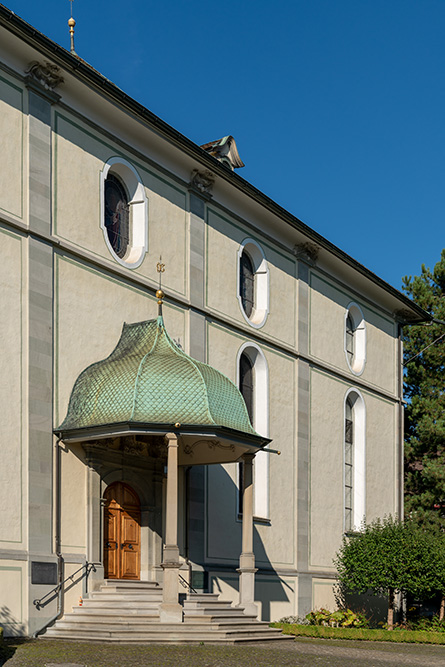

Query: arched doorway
left=103, top=482, right=141, bottom=580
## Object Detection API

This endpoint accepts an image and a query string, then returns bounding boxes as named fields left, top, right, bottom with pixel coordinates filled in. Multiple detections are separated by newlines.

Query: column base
left=236, top=600, right=258, bottom=618
left=237, top=565, right=258, bottom=620
left=159, top=602, right=183, bottom=623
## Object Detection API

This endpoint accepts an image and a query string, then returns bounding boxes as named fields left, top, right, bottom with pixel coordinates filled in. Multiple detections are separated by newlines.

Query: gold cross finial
left=156, top=257, right=165, bottom=317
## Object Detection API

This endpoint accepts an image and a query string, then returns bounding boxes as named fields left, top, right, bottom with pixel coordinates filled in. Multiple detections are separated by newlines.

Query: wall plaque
left=31, top=561, right=57, bottom=585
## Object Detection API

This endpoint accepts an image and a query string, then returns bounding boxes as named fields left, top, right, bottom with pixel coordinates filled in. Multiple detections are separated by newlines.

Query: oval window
left=100, top=157, right=148, bottom=269
left=237, top=239, right=269, bottom=328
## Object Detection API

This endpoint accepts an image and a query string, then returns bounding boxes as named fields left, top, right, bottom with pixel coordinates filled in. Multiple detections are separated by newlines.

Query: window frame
left=344, top=303, right=366, bottom=375
left=236, top=342, right=270, bottom=520
left=237, top=239, right=269, bottom=328
left=100, top=157, right=148, bottom=269
left=343, top=389, right=366, bottom=533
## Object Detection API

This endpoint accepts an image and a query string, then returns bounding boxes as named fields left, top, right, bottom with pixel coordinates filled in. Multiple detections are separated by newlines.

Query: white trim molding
left=237, top=238, right=269, bottom=328
left=344, top=302, right=366, bottom=375
left=236, top=342, right=270, bottom=519
left=343, top=388, right=366, bottom=532
left=100, top=157, right=148, bottom=269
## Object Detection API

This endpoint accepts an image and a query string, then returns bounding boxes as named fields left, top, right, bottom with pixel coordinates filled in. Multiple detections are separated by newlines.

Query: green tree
left=335, top=517, right=436, bottom=629
left=402, top=250, right=445, bottom=531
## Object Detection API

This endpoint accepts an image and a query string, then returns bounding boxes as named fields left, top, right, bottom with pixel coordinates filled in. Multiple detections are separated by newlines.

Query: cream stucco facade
left=0, top=7, right=429, bottom=638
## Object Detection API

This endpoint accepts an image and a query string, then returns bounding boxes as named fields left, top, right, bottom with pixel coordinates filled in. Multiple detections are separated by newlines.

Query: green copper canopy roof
left=57, top=317, right=261, bottom=441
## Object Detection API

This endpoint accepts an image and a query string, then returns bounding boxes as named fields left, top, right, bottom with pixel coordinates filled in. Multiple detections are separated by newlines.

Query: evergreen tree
left=402, top=250, right=445, bottom=531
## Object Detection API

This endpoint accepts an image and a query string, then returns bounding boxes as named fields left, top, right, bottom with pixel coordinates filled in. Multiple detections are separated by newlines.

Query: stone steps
left=41, top=581, right=292, bottom=644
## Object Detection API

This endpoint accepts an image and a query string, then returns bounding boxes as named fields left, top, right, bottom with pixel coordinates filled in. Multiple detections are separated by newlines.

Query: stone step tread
left=184, top=617, right=268, bottom=625
left=98, top=584, right=162, bottom=595
left=182, top=602, right=240, bottom=609
left=94, top=586, right=162, bottom=598
left=67, top=613, right=160, bottom=621
left=79, top=600, right=162, bottom=609
left=85, top=595, right=163, bottom=602
left=71, top=609, right=161, bottom=616
left=43, top=629, right=287, bottom=641
left=101, top=581, right=161, bottom=588
left=184, top=596, right=233, bottom=603
left=45, top=623, right=282, bottom=635
left=42, top=635, right=291, bottom=645
left=53, top=619, right=270, bottom=630
left=184, top=613, right=257, bottom=620
left=88, top=586, right=162, bottom=598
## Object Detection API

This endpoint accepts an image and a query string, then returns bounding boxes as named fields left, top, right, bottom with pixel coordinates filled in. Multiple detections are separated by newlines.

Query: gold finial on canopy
left=156, top=257, right=165, bottom=317
left=68, top=1, right=76, bottom=54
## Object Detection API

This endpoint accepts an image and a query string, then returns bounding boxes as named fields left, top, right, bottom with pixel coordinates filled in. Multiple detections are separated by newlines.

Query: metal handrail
left=178, top=572, right=197, bottom=594
left=33, top=561, right=97, bottom=610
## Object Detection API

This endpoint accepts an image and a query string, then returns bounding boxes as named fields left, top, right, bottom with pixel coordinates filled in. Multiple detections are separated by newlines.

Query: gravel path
left=1, top=637, right=445, bottom=667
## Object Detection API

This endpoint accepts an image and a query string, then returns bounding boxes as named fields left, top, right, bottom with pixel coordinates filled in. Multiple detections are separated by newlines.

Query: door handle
left=121, top=543, right=134, bottom=549
left=105, top=542, right=111, bottom=548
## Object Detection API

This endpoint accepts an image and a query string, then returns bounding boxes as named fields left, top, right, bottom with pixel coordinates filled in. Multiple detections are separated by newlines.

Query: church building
left=0, top=5, right=429, bottom=640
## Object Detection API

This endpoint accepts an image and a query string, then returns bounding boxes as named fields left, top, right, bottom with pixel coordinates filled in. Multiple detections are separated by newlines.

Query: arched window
left=344, top=390, right=366, bottom=532
left=237, top=344, right=269, bottom=519
left=345, top=303, right=366, bottom=375
left=237, top=239, right=269, bottom=328
left=100, top=157, right=148, bottom=268
left=104, top=174, right=129, bottom=259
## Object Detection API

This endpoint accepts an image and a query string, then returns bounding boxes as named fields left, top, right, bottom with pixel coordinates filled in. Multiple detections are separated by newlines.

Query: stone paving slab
left=1, top=637, right=445, bottom=666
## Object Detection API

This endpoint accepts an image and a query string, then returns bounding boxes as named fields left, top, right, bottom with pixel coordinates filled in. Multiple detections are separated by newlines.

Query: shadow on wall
left=205, top=464, right=293, bottom=622
left=0, top=606, right=26, bottom=638
left=334, top=582, right=388, bottom=626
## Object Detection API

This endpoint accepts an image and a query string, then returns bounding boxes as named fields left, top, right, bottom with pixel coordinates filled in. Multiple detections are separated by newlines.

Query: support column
left=160, top=433, right=183, bottom=623
left=86, top=459, right=104, bottom=591
left=237, top=453, right=258, bottom=617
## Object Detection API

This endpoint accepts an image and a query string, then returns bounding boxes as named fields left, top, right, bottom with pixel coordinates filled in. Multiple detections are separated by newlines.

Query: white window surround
left=344, top=388, right=366, bottom=532
left=100, top=157, right=148, bottom=269
left=237, top=239, right=269, bottom=328
left=344, top=302, right=366, bottom=375
left=236, top=342, right=270, bottom=520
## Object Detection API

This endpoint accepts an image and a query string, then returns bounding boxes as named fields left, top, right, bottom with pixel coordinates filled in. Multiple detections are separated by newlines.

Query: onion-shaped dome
left=56, top=317, right=264, bottom=445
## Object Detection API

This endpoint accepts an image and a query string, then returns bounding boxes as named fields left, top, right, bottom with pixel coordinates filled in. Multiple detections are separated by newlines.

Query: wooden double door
left=104, top=482, right=141, bottom=580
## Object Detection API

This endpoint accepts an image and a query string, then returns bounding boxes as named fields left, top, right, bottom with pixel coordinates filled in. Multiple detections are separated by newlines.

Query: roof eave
left=54, top=421, right=271, bottom=449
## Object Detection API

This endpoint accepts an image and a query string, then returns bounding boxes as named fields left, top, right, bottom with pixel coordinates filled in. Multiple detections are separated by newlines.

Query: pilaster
left=25, top=71, right=60, bottom=635
left=296, top=254, right=313, bottom=617
left=187, top=183, right=209, bottom=574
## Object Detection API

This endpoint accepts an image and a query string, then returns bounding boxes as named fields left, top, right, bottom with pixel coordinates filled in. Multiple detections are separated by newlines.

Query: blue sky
left=6, top=1, right=444, bottom=290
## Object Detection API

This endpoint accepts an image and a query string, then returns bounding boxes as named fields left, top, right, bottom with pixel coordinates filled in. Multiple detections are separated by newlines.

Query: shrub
left=271, top=623, right=445, bottom=644
left=406, top=614, right=445, bottom=633
left=305, top=607, right=368, bottom=628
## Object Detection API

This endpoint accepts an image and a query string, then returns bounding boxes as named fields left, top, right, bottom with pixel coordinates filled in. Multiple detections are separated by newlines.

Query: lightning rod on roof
left=68, top=0, right=76, bottom=55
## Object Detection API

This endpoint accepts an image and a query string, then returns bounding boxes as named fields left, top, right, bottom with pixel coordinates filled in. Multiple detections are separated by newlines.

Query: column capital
left=165, top=432, right=178, bottom=446
left=242, top=452, right=255, bottom=463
